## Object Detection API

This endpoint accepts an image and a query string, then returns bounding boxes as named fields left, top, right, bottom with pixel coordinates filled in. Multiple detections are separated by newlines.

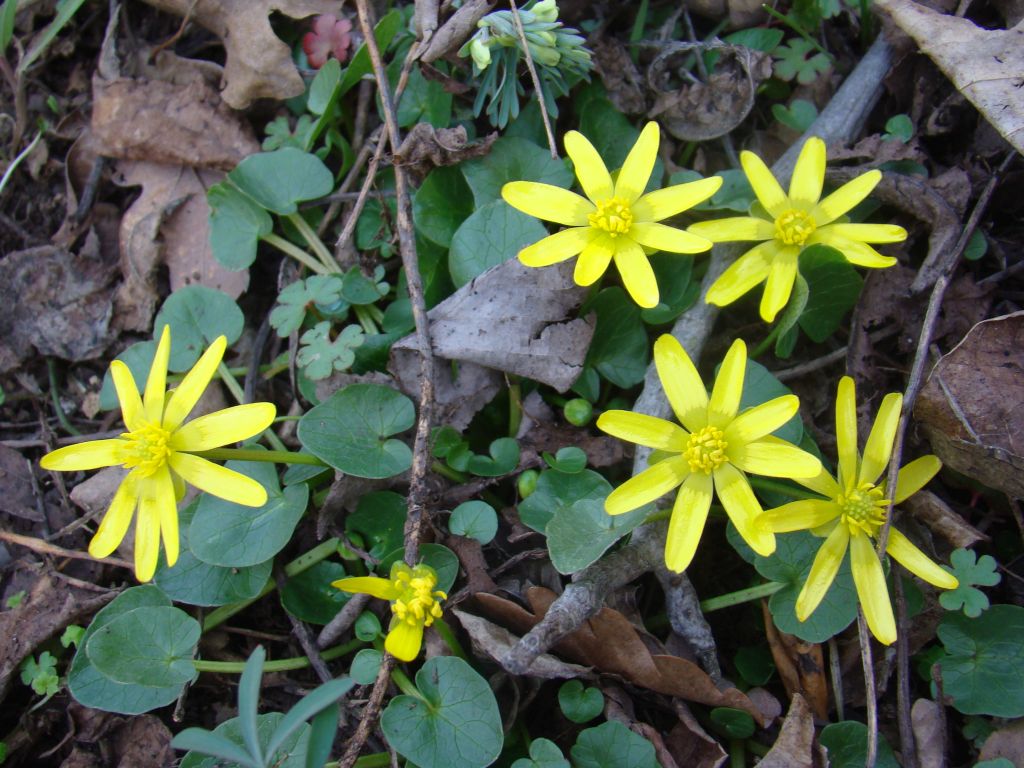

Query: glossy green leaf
left=737, top=359, right=804, bottom=445
left=264, top=677, right=355, bottom=761
left=710, top=707, right=756, bottom=739
left=819, top=721, right=900, bottom=768
left=297, top=322, right=365, bottom=380
left=208, top=181, right=274, bottom=270
left=585, top=287, right=649, bottom=388
left=281, top=561, right=351, bottom=625
left=546, top=498, right=649, bottom=574
left=308, top=59, right=341, bottom=116
left=511, top=738, right=570, bottom=768
left=413, top=165, right=475, bottom=248
left=227, top=148, right=333, bottom=215
left=558, top=680, right=603, bottom=723
left=354, top=611, right=382, bottom=642
left=461, top=136, right=573, bottom=206
left=640, top=251, right=697, bottom=324
left=797, top=245, right=863, bottom=343
left=449, top=199, right=548, bottom=287
left=938, top=605, right=1024, bottom=716
left=571, top=721, right=659, bottom=768
left=351, top=649, right=383, bottom=685
left=543, top=446, right=588, bottom=474
left=396, top=66, right=452, bottom=128
left=467, top=437, right=520, bottom=477
left=449, top=500, right=498, bottom=544
left=939, top=548, right=1000, bottom=618
left=346, top=491, right=407, bottom=559
left=154, top=285, right=245, bottom=371
left=99, top=340, right=156, bottom=411
left=86, top=606, right=199, bottom=687
left=519, top=468, right=611, bottom=533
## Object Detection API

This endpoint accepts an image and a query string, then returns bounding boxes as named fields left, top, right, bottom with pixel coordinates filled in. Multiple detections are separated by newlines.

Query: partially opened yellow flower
left=333, top=562, right=447, bottom=661
left=759, top=377, right=958, bottom=645
left=688, top=137, right=906, bottom=322
left=596, top=335, right=822, bottom=572
left=40, top=327, right=276, bottom=582
left=501, top=121, right=722, bottom=308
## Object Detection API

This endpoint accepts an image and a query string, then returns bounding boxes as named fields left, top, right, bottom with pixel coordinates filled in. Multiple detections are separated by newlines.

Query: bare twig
left=0, top=529, right=133, bottom=570
left=318, top=593, right=371, bottom=649
left=508, top=0, right=557, bottom=158
left=893, top=573, right=917, bottom=768
left=338, top=653, right=396, bottom=768
left=858, top=611, right=878, bottom=768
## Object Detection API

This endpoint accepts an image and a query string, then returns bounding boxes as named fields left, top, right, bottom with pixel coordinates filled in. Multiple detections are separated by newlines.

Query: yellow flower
left=688, top=137, right=907, bottom=322
left=759, top=376, right=959, bottom=645
left=596, top=335, right=822, bottom=572
left=333, top=562, right=447, bottom=661
left=40, top=327, right=276, bottom=582
left=501, top=122, right=722, bottom=308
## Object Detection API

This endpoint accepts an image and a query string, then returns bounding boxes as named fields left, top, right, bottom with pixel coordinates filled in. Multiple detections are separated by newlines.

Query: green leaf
left=723, top=27, right=784, bottom=52
left=937, top=605, right=1024, bottom=716
left=543, top=446, right=588, bottom=474
left=734, top=645, right=775, bottom=686
left=467, top=437, right=521, bottom=477
left=640, top=251, right=696, bottom=324
left=238, top=647, right=265, bottom=766
left=710, top=707, right=756, bottom=739
left=461, top=136, right=573, bottom=206
left=585, top=287, right=650, bottom=388
left=308, top=59, right=342, bottom=116
left=21, top=652, right=59, bottom=696
left=579, top=97, right=662, bottom=187
left=558, top=680, right=603, bottom=723
left=173, top=729, right=260, bottom=768
left=964, top=231, right=988, bottom=261
left=381, top=656, right=503, bottom=768
left=883, top=114, right=914, bottom=143
left=351, top=648, right=382, bottom=685
left=413, top=165, right=475, bottom=248
left=297, top=322, right=365, bottom=380
left=154, top=285, right=245, bottom=371
left=99, top=340, right=155, bottom=411
left=336, top=10, right=403, bottom=98
left=208, top=181, right=274, bottom=270
left=0, top=0, right=18, bottom=56
left=819, top=721, right=900, bottom=768
left=270, top=276, right=345, bottom=337
left=380, top=543, right=460, bottom=594
left=939, top=548, right=1000, bottom=617
left=512, top=738, right=570, bottom=768
left=449, top=199, right=548, bottom=288
left=449, top=500, right=498, bottom=544
left=546, top=498, right=649, bottom=574
left=86, top=606, right=199, bottom=687
left=265, top=677, right=355, bottom=761
left=684, top=169, right=756, bottom=213
left=340, top=265, right=389, bottom=305
left=773, top=39, right=831, bottom=84
left=571, top=721, right=659, bottom=768
left=305, top=703, right=339, bottom=768
left=519, top=468, right=611, bottom=533
left=773, top=273, right=810, bottom=359
left=396, top=67, right=452, bottom=128
left=281, top=561, right=351, bottom=624
left=68, top=586, right=183, bottom=714
left=177, top=712, right=310, bottom=768
left=189, top=457, right=310, bottom=568
left=797, top=245, right=863, bottom=343
left=227, top=148, right=334, bottom=215
left=354, top=611, right=382, bottom=642
left=154, top=500, right=272, bottom=607
left=299, top=383, right=415, bottom=478
left=772, top=99, right=818, bottom=132
left=346, top=491, right=407, bottom=559
left=738, top=359, right=804, bottom=445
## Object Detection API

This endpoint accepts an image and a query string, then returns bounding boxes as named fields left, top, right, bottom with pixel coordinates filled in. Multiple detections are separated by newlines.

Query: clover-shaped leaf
left=512, top=738, right=570, bottom=768
left=772, top=98, right=819, bottom=132
left=773, top=39, right=831, bottom=84
left=21, top=652, right=59, bottom=696
left=340, top=265, right=389, bottom=305
left=297, top=322, right=365, bottom=380
left=262, top=114, right=315, bottom=152
left=270, top=276, right=345, bottom=337
left=939, top=548, right=1001, bottom=617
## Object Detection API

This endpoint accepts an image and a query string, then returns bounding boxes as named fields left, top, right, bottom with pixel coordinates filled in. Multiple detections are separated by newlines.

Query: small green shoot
left=940, top=549, right=1001, bottom=617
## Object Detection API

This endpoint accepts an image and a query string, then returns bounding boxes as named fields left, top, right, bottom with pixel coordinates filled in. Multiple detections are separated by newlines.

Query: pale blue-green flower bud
left=532, top=0, right=559, bottom=23
left=470, top=37, right=492, bottom=69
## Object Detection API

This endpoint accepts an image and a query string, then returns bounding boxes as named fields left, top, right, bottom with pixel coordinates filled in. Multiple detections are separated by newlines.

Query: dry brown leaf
left=980, top=718, right=1024, bottom=765
left=393, top=124, right=498, bottom=179
left=0, top=445, right=44, bottom=522
left=111, top=162, right=250, bottom=332
left=663, top=704, right=728, bottom=768
left=474, top=588, right=766, bottom=724
left=757, top=694, right=815, bottom=768
left=911, top=698, right=945, bottom=768
left=915, top=312, right=1024, bottom=497
left=762, top=602, right=829, bottom=721
left=875, top=0, right=1024, bottom=154
left=141, top=0, right=338, bottom=109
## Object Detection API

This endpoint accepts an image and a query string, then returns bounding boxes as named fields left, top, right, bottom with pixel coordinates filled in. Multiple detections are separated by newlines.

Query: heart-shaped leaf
left=86, top=605, right=199, bottom=687
left=448, top=199, right=548, bottom=288
left=154, top=285, right=245, bottom=371
left=558, top=680, right=603, bottom=723
left=227, top=148, right=333, bottom=215
left=449, top=500, right=498, bottom=544
left=208, top=182, right=273, bottom=271
left=546, top=498, right=649, bottom=574
left=518, top=468, right=611, bottom=533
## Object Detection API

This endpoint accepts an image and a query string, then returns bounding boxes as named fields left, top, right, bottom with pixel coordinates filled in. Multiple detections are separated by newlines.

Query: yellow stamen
left=120, top=422, right=173, bottom=477
left=838, top=483, right=888, bottom=537
left=774, top=209, right=817, bottom=245
left=684, top=426, right=729, bottom=474
left=389, top=564, right=446, bottom=630
left=588, top=197, right=634, bottom=238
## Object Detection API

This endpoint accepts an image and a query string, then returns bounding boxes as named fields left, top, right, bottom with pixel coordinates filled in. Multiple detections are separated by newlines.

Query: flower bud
left=470, top=37, right=492, bottom=69
left=563, top=398, right=594, bottom=426
left=532, top=0, right=559, bottom=23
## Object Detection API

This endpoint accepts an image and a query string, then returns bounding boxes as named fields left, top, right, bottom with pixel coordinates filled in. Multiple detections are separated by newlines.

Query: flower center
left=120, top=422, right=173, bottom=477
left=684, top=426, right=729, bottom=474
left=838, top=484, right=888, bottom=537
left=391, top=564, right=447, bottom=628
left=588, top=197, right=634, bottom=238
left=774, top=209, right=817, bottom=245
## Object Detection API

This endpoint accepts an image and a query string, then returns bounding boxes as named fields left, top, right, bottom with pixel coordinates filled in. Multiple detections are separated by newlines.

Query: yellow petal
left=152, top=465, right=179, bottom=567
left=654, top=334, right=708, bottom=433
left=859, top=393, right=902, bottom=486
left=788, top=137, right=826, bottom=209
left=630, top=222, right=712, bottom=254
left=168, top=452, right=269, bottom=507
left=502, top=181, right=594, bottom=226
left=687, top=216, right=775, bottom=243
left=614, top=238, right=659, bottom=308
left=714, top=463, right=774, bottom=555
left=170, top=403, right=276, bottom=452
left=725, top=395, right=799, bottom=443
left=385, top=621, right=423, bottom=661
left=664, top=472, right=713, bottom=572
left=632, top=176, right=722, bottom=222
left=704, top=241, right=776, bottom=307
left=759, top=244, right=799, bottom=322
left=850, top=531, right=896, bottom=645
left=573, top=233, right=614, bottom=286
left=814, top=234, right=898, bottom=268
left=819, top=223, right=907, bottom=244
left=564, top=130, right=613, bottom=201
left=893, top=455, right=941, bottom=503
left=835, top=376, right=859, bottom=491
left=613, top=121, right=659, bottom=203
left=730, top=439, right=822, bottom=479
left=708, top=339, right=746, bottom=427
left=144, top=325, right=171, bottom=424
left=134, top=480, right=163, bottom=582
left=794, top=465, right=842, bottom=498
left=886, top=528, right=959, bottom=589
left=760, top=499, right=840, bottom=533
left=796, top=524, right=849, bottom=620
left=812, top=170, right=881, bottom=225
left=518, top=227, right=594, bottom=268
left=605, top=455, right=690, bottom=515
left=740, top=151, right=788, bottom=218
left=41, top=439, right=125, bottom=471
left=596, top=410, right=690, bottom=451
left=111, top=361, right=144, bottom=432
left=163, top=336, right=228, bottom=430
left=88, top=473, right=139, bottom=559
left=332, top=576, right=400, bottom=600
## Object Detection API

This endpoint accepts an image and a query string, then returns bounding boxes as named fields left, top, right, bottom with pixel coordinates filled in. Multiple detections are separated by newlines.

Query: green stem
left=216, top=363, right=288, bottom=453
left=729, top=738, right=746, bottom=768
left=287, top=212, right=343, bottom=274
left=747, top=476, right=823, bottom=501
left=192, top=448, right=327, bottom=466
left=390, top=666, right=427, bottom=702
left=353, top=305, right=379, bottom=335
left=47, top=359, right=81, bottom=436
left=324, top=754, right=392, bottom=768
left=0, top=129, right=43, bottom=197
left=263, top=232, right=329, bottom=275
left=751, top=323, right=783, bottom=358
left=508, top=381, right=522, bottom=438
left=193, top=637, right=363, bottom=673
left=432, top=460, right=469, bottom=484
left=432, top=618, right=469, bottom=662
left=700, top=581, right=784, bottom=613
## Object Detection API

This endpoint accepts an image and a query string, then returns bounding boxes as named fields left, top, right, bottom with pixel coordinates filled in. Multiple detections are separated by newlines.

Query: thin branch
left=858, top=611, right=878, bottom=768
left=0, top=529, right=133, bottom=571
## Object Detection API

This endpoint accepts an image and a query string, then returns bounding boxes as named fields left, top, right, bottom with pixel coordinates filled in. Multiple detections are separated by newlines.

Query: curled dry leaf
left=761, top=602, right=829, bottom=721
left=911, top=698, right=946, bottom=768
left=980, top=718, right=1024, bottom=765
left=756, top=694, right=815, bottom=768
left=874, top=0, right=1024, bottom=154
left=664, top=703, right=728, bottom=768
left=393, top=124, right=498, bottom=179
left=915, top=312, right=1024, bottom=497
left=140, top=0, right=337, bottom=109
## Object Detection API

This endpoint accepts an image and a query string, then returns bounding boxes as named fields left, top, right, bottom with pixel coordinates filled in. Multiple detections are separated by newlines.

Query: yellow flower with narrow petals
left=596, top=335, right=822, bottom=572
left=501, top=122, right=722, bottom=309
left=688, top=137, right=907, bottom=322
left=40, top=327, right=276, bottom=582
left=759, top=376, right=959, bottom=645
left=333, top=562, right=447, bottom=661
